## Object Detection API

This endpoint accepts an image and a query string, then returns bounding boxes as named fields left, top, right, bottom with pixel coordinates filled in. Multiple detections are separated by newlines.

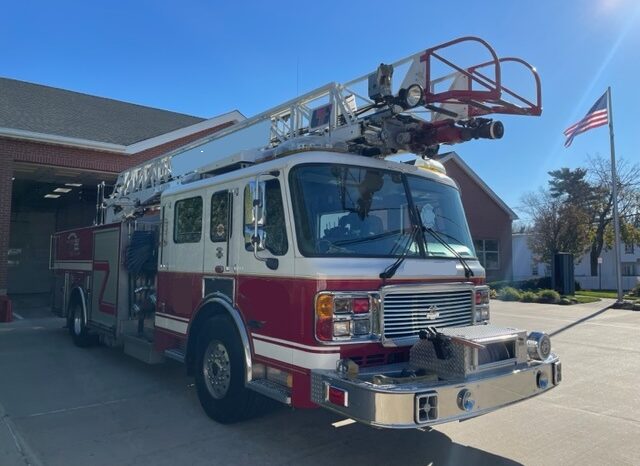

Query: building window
left=174, top=196, right=203, bottom=243
left=625, top=243, right=635, bottom=254
left=474, top=239, right=500, bottom=270
left=210, top=191, right=231, bottom=242
left=622, top=262, right=637, bottom=277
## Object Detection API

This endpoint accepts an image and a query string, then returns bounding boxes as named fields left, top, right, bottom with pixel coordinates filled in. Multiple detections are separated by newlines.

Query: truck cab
left=155, top=151, right=559, bottom=428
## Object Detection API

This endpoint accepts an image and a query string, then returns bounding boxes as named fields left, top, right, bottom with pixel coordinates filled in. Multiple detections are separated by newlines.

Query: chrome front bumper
left=310, top=355, right=561, bottom=429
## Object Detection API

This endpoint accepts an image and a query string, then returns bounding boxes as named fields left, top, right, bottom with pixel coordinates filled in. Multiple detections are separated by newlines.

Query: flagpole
left=607, top=86, right=624, bottom=302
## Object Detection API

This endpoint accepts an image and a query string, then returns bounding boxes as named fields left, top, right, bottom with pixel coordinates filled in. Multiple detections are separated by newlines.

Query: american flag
left=564, top=92, right=609, bottom=147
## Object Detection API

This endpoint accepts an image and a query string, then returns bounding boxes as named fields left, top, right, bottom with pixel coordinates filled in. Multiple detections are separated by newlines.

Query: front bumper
left=311, top=355, right=561, bottom=429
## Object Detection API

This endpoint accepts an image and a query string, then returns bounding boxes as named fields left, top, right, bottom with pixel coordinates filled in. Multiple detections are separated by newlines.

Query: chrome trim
left=193, top=295, right=253, bottom=383
left=311, top=353, right=560, bottom=429
left=380, top=282, right=474, bottom=347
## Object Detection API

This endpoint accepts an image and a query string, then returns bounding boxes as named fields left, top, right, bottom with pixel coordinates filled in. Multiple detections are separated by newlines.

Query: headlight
left=315, top=292, right=380, bottom=343
left=527, top=332, right=551, bottom=360
left=474, top=286, right=490, bottom=323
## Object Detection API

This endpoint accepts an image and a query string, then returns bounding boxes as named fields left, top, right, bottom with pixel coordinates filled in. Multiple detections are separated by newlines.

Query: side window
left=174, top=196, right=203, bottom=243
left=474, top=239, right=500, bottom=270
left=210, top=191, right=231, bottom=242
left=244, top=179, right=288, bottom=256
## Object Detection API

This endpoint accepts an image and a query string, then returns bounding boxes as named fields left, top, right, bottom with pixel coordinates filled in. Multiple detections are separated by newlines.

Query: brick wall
left=444, top=159, right=514, bottom=282
left=0, top=119, right=236, bottom=297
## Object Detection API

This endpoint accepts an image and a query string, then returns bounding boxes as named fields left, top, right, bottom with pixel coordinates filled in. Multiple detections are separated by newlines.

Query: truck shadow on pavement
left=212, top=402, right=523, bottom=466
left=549, top=303, right=613, bottom=337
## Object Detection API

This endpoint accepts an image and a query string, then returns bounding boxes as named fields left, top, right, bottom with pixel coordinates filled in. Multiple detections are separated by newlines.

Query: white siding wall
left=512, top=234, right=547, bottom=281
left=512, top=233, right=640, bottom=291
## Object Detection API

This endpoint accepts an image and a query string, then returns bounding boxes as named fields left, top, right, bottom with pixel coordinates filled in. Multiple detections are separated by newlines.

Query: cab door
left=202, top=183, right=238, bottom=303
left=156, top=193, right=205, bottom=321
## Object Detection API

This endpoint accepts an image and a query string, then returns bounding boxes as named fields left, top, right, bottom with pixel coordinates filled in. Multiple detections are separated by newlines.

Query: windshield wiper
left=423, top=226, right=474, bottom=279
left=380, top=226, right=418, bottom=280
left=333, top=228, right=404, bottom=246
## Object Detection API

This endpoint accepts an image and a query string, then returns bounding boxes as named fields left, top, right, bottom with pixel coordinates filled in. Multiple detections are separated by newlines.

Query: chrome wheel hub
left=203, top=341, right=231, bottom=399
left=73, top=310, right=82, bottom=335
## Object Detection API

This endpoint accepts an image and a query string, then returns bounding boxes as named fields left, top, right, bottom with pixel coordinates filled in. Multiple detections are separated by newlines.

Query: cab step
left=164, top=348, right=186, bottom=363
left=247, top=379, right=291, bottom=405
left=123, top=334, right=164, bottom=364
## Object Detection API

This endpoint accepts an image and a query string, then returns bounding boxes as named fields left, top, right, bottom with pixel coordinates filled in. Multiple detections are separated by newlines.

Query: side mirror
left=246, top=180, right=266, bottom=225
left=248, top=174, right=280, bottom=270
left=265, top=258, right=279, bottom=270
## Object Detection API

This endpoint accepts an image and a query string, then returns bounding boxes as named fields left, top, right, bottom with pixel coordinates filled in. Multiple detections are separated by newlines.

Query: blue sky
left=3, top=0, right=639, bottom=219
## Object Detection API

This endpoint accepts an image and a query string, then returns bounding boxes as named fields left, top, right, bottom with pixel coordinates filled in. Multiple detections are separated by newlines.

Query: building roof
left=439, top=151, right=519, bottom=220
left=0, top=77, right=206, bottom=145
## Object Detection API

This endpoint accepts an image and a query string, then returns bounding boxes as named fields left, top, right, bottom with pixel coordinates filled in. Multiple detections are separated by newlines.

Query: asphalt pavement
left=0, top=299, right=638, bottom=466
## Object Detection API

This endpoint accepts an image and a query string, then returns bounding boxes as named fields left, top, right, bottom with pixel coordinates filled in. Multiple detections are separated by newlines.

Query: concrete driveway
left=0, top=299, right=638, bottom=466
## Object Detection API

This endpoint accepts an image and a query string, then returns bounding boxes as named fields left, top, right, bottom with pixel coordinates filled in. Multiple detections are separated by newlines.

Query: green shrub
left=488, top=277, right=581, bottom=292
left=537, top=289, right=561, bottom=304
left=489, top=288, right=497, bottom=299
left=631, top=284, right=640, bottom=297
left=559, top=297, right=572, bottom=305
left=518, top=277, right=552, bottom=290
left=520, top=291, right=538, bottom=303
left=499, top=287, right=522, bottom=301
left=487, top=280, right=511, bottom=291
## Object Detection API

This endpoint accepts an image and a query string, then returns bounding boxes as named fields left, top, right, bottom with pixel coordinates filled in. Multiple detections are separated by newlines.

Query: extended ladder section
left=105, top=36, right=541, bottom=219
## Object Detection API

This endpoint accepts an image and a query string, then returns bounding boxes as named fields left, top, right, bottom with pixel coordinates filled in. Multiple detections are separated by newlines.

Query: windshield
left=407, top=174, right=475, bottom=258
left=289, top=163, right=475, bottom=259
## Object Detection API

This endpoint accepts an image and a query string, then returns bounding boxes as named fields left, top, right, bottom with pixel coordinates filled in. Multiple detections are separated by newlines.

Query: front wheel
left=195, top=316, right=261, bottom=423
left=68, top=301, right=93, bottom=347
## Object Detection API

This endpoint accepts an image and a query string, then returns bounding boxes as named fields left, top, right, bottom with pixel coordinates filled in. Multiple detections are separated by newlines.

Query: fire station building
left=0, top=77, right=515, bottom=313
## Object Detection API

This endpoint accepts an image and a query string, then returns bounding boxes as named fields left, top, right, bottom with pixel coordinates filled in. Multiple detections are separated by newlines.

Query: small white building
left=512, top=233, right=639, bottom=291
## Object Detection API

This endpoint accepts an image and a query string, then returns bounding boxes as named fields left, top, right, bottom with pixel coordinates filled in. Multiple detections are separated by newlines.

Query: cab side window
left=243, top=179, right=288, bottom=256
left=210, top=191, right=231, bottom=242
left=174, top=196, right=203, bottom=243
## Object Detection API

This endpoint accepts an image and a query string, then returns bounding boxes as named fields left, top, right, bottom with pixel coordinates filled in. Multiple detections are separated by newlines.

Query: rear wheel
left=195, top=316, right=260, bottom=423
left=68, top=301, right=93, bottom=347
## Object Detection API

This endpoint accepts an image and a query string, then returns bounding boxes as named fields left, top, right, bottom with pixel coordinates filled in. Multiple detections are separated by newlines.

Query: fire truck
left=50, top=37, right=560, bottom=429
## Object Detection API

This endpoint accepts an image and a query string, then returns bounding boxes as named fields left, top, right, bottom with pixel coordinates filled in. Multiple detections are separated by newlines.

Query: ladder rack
left=105, top=36, right=542, bottom=219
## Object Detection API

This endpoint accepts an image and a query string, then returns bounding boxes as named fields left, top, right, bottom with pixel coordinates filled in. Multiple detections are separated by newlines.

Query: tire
left=195, top=316, right=260, bottom=423
left=68, top=301, right=94, bottom=347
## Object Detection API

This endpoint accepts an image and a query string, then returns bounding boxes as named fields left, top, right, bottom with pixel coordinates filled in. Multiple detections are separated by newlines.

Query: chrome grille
left=381, top=285, right=473, bottom=344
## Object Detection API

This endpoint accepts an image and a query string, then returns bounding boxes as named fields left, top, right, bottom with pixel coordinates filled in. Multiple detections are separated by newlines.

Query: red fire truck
left=50, top=37, right=560, bottom=429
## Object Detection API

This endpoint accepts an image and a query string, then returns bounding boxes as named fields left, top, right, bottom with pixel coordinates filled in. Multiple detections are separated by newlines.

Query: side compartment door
left=90, top=227, right=121, bottom=328
left=202, top=184, right=237, bottom=302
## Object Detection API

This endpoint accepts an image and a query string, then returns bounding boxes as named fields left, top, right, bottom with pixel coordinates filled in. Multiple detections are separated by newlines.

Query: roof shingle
left=0, top=77, right=205, bottom=145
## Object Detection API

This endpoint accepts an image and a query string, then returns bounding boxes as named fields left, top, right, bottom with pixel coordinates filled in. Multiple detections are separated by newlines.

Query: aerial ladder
left=100, top=36, right=541, bottom=223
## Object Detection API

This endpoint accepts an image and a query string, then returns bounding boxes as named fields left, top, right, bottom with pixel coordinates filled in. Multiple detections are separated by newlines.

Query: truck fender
left=185, top=293, right=252, bottom=383
left=68, top=286, right=89, bottom=326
